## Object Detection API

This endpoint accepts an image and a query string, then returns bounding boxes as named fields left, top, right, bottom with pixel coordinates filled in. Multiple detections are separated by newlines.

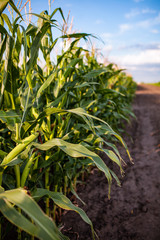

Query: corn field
left=0, top=1, right=136, bottom=239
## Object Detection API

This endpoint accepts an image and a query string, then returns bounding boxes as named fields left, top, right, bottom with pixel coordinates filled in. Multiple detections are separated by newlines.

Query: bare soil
left=62, top=84, right=160, bottom=240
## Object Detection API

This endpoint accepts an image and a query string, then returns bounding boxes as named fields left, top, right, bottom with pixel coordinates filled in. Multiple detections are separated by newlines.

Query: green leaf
left=3, top=157, right=23, bottom=167
left=0, top=110, right=21, bottom=126
left=103, top=149, right=123, bottom=175
left=61, top=33, right=92, bottom=41
left=26, top=23, right=37, bottom=36
left=46, top=92, right=67, bottom=108
left=1, top=13, right=13, bottom=33
left=0, top=35, right=13, bottom=108
left=0, top=24, right=8, bottom=34
left=33, top=188, right=90, bottom=223
left=0, top=186, right=4, bottom=193
left=50, top=8, right=65, bottom=22
left=109, top=169, right=121, bottom=187
left=0, top=0, right=9, bottom=15
left=64, top=58, right=81, bottom=78
left=95, top=124, right=132, bottom=161
left=36, top=71, right=57, bottom=98
left=0, top=198, right=38, bottom=236
left=37, top=106, right=131, bottom=162
left=97, top=88, right=125, bottom=96
left=67, top=108, right=132, bottom=162
left=19, top=87, right=31, bottom=135
left=0, top=188, right=65, bottom=240
left=0, top=150, right=7, bottom=159
left=32, top=188, right=95, bottom=239
left=83, top=68, right=110, bottom=79
left=74, top=82, right=99, bottom=88
left=95, top=134, right=123, bottom=163
left=1, top=133, right=39, bottom=166
left=26, top=22, right=50, bottom=79
left=32, top=138, right=112, bottom=187
left=0, top=34, right=7, bottom=62
left=31, top=13, right=58, bottom=25
left=68, top=109, right=128, bottom=145
left=70, top=183, right=86, bottom=205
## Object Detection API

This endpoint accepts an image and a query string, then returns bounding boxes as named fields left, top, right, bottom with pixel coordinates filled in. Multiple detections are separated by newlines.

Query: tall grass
left=0, top=1, right=136, bottom=239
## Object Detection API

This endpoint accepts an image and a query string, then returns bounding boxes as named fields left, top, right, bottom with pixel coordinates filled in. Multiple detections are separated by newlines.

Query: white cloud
left=119, top=23, right=133, bottom=33
left=154, top=12, right=160, bottom=25
left=127, top=65, right=160, bottom=72
left=125, top=8, right=156, bottom=19
left=111, top=48, right=160, bottom=66
left=118, top=43, right=160, bottom=51
left=121, top=12, right=160, bottom=32
left=151, top=29, right=159, bottom=34
left=125, top=9, right=140, bottom=18
left=142, top=8, right=156, bottom=14
left=137, top=19, right=150, bottom=28
left=137, top=12, right=160, bottom=28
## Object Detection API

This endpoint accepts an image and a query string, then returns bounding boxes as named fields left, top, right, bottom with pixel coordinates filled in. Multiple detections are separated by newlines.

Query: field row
left=0, top=1, right=136, bottom=239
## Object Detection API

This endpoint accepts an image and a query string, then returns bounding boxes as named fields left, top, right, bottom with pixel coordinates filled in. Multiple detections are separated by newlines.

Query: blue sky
left=16, top=0, right=160, bottom=82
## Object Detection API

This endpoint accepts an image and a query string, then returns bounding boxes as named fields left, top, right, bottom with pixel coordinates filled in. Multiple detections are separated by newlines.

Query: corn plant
left=0, top=1, right=136, bottom=239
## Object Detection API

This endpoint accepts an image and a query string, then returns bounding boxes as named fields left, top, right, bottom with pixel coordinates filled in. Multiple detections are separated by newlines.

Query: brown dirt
left=62, top=84, right=160, bottom=240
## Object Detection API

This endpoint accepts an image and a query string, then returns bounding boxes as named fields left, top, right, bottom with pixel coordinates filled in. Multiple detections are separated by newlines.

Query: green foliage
left=0, top=3, right=136, bottom=240
left=0, top=188, right=67, bottom=240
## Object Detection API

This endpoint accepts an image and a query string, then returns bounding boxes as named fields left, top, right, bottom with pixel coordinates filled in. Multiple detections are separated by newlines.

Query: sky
left=16, top=0, right=160, bottom=83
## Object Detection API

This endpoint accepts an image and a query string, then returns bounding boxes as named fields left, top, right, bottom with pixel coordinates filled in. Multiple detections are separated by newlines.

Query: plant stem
left=64, top=175, right=68, bottom=196
left=11, top=90, right=21, bottom=189
left=14, top=165, right=21, bottom=188
left=53, top=185, right=58, bottom=220
left=0, top=173, right=2, bottom=186
left=21, top=152, right=36, bottom=187
left=45, top=155, right=50, bottom=216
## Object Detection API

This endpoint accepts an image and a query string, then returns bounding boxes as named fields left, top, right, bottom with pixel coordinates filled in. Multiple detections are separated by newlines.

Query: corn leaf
left=0, top=0, right=9, bottom=15
left=26, top=22, right=50, bottom=79
left=67, top=108, right=132, bottom=160
left=64, top=58, right=81, bottom=78
left=32, top=188, right=91, bottom=225
left=97, top=88, right=125, bottom=96
left=0, top=24, right=9, bottom=34
left=102, top=149, right=123, bottom=176
left=1, top=133, right=39, bottom=166
left=0, top=35, right=13, bottom=107
left=61, top=33, right=92, bottom=41
left=1, top=13, right=13, bottom=33
left=0, top=110, right=21, bottom=125
left=83, top=68, right=110, bottom=79
left=32, top=138, right=112, bottom=186
left=50, top=7, right=65, bottom=22
left=0, top=198, right=38, bottom=236
left=32, top=188, right=95, bottom=239
left=0, top=34, right=7, bottom=61
left=0, top=188, right=65, bottom=240
left=36, top=71, right=57, bottom=98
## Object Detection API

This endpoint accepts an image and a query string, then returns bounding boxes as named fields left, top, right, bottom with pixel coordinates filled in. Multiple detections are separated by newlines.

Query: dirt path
left=62, top=84, right=160, bottom=240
